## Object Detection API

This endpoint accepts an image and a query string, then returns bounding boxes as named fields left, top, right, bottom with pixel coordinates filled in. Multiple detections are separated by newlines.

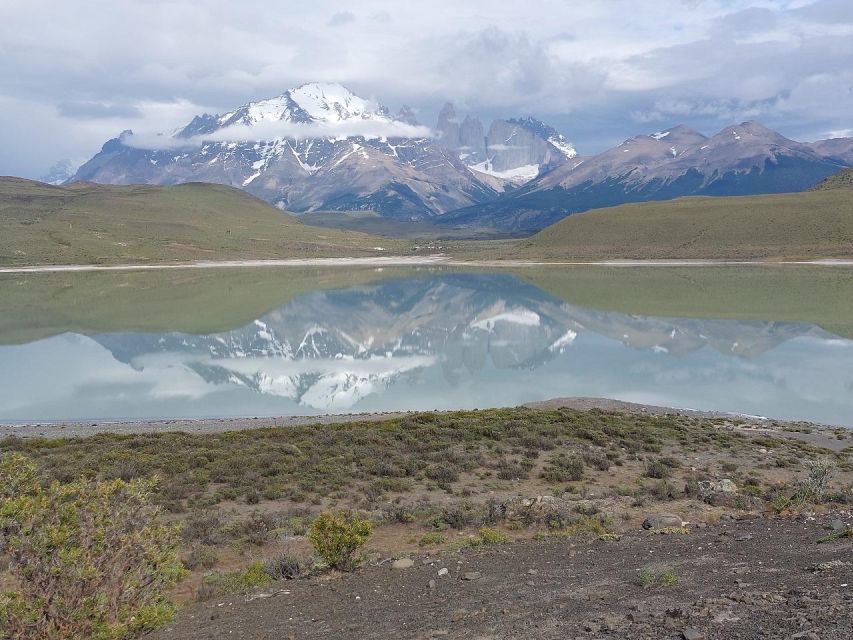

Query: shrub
left=541, top=455, right=584, bottom=483
left=0, top=454, right=186, bottom=640
left=264, top=553, right=309, bottom=580
left=197, top=561, right=272, bottom=601
left=797, top=457, right=836, bottom=504
left=425, top=464, right=459, bottom=484
left=644, top=459, right=673, bottom=479
left=184, top=546, right=218, bottom=570
left=307, top=510, right=372, bottom=572
left=181, top=508, right=226, bottom=545
left=477, top=527, right=509, bottom=544
left=419, top=532, right=446, bottom=547
left=637, top=567, right=678, bottom=588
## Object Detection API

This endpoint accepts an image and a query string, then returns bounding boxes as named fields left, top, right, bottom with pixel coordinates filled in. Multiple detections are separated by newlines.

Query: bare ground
left=150, top=514, right=852, bottom=640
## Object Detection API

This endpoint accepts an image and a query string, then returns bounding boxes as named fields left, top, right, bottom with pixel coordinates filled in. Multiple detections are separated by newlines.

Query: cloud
left=327, top=11, right=355, bottom=26
left=58, top=101, right=143, bottom=120
left=122, top=118, right=434, bottom=150
left=1, top=0, right=852, bottom=176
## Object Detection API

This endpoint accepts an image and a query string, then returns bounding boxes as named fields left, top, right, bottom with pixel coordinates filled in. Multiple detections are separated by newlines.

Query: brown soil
left=150, top=514, right=852, bottom=640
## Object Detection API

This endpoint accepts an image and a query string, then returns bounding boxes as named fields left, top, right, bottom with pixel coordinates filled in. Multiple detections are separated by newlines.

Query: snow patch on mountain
left=470, top=161, right=540, bottom=185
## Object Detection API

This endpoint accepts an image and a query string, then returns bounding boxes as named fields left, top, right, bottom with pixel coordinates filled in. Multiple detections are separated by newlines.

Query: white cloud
left=0, top=0, right=851, bottom=176
left=122, top=118, right=433, bottom=150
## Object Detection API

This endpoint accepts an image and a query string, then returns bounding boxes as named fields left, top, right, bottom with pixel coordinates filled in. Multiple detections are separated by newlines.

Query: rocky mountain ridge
left=68, top=83, right=852, bottom=232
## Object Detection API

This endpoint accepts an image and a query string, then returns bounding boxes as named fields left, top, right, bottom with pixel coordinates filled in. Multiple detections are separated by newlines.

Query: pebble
left=428, top=579, right=436, bottom=589
left=438, top=568, right=449, bottom=577
left=461, top=571, right=481, bottom=581
left=682, top=628, right=705, bottom=640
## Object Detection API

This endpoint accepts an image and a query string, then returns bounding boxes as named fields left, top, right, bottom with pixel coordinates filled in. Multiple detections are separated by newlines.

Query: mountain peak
left=648, top=124, right=707, bottom=146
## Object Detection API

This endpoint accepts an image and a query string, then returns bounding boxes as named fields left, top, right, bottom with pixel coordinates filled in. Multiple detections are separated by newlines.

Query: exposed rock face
left=458, top=116, right=487, bottom=164
left=433, top=105, right=576, bottom=187
left=435, top=102, right=461, bottom=149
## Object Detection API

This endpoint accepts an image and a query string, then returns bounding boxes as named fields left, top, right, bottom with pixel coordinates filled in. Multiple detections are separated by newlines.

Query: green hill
left=510, top=183, right=853, bottom=261
left=0, top=178, right=406, bottom=266
left=811, top=168, right=853, bottom=191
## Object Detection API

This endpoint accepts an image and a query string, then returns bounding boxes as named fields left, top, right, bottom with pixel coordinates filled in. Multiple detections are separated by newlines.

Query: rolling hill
left=508, top=175, right=853, bottom=261
left=0, top=177, right=405, bottom=266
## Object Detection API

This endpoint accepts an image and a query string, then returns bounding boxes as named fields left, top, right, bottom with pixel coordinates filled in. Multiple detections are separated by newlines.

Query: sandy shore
left=2, top=256, right=853, bottom=274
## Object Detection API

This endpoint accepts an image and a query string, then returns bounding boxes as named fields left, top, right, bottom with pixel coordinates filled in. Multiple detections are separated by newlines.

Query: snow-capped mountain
left=73, top=83, right=500, bottom=220
left=440, top=121, right=852, bottom=233
left=91, top=273, right=834, bottom=412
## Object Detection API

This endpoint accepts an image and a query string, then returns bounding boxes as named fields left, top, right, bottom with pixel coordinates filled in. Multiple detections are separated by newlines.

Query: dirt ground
left=150, top=514, right=852, bottom=640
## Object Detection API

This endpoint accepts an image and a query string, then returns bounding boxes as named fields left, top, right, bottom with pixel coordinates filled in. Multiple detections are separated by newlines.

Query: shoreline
left=3, top=397, right=850, bottom=450
left=2, top=256, right=853, bottom=274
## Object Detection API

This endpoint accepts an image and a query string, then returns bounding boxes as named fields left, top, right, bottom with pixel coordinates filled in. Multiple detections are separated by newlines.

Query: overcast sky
left=1, top=0, right=851, bottom=178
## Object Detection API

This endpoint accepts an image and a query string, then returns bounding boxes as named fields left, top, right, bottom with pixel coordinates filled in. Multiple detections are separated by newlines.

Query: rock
left=642, top=514, right=684, bottom=530
left=391, top=558, right=414, bottom=570
left=428, top=579, right=436, bottom=589
left=437, top=567, right=449, bottom=577
left=682, top=629, right=705, bottom=640
left=461, top=571, right=481, bottom=581
left=829, top=519, right=846, bottom=532
left=717, top=479, right=738, bottom=493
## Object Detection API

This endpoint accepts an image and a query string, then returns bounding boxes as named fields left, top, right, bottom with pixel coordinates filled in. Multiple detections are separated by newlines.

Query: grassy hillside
left=811, top=168, right=853, bottom=191
left=0, top=178, right=407, bottom=266
left=509, top=188, right=853, bottom=261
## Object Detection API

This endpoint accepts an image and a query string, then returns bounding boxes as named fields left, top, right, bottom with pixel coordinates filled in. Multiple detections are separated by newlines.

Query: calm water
left=1, top=268, right=853, bottom=425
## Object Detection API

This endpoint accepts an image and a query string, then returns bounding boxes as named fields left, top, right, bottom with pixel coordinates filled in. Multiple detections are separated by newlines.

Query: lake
left=1, top=265, right=852, bottom=425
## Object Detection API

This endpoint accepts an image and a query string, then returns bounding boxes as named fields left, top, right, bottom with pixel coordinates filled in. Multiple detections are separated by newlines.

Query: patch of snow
left=469, top=160, right=539, bottom=185
left=470, top=309, right=541, bottom=332
left=547, top=135, right=578, bottom=159
left=651, top=130, right=671, bottom=140
left=549, top=330, right=578, bottom=352
left=242, top=171, right=261, bottom=186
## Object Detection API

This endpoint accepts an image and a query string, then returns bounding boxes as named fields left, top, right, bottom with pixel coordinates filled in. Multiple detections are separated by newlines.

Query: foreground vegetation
left=0, top=178, right=406, bottom=267
left=0, top=455, right=185, bottom=639
left=2, top=408, right=851, bottom=606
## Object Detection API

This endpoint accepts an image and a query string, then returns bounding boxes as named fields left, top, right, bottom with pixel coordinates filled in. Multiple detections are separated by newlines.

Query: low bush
left=637, top=567, right=678, bottom=588
left=541, top=455, right=584, bottom=482
left=0, top=453, right=186, bottom=640
left=197, top=561, right=272, bottom=601
left=184, top=546, right=218, bottom=570
left=264, top=553, right=309, bottom=580
left=644, top=458, right=674, bottom=479
left=308, top=510, right=372, bottom=572
left=419, top=532, right=446, bottom=547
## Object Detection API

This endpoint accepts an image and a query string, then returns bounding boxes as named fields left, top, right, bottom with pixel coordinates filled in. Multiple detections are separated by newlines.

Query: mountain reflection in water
left=1, top=273, right=851, bottom=425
